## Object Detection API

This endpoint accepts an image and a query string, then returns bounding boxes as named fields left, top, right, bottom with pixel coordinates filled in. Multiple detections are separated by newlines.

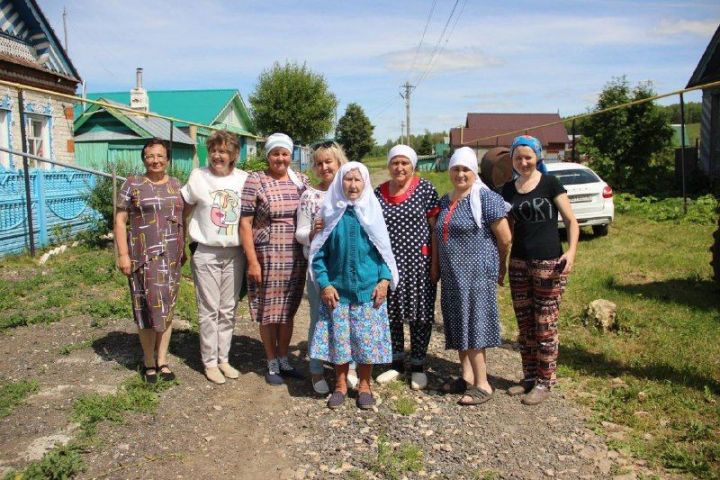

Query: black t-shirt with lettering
left=501, top=174, right=567, bottom=260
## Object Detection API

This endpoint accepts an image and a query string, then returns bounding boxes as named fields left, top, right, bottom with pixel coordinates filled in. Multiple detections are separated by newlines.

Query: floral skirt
left=310, top=302, right=392, bottom=365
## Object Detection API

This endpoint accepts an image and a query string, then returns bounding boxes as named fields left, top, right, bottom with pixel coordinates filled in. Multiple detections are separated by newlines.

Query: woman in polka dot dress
left=435, top=147, right=512, bottom=406
left=374, top=145, right=440, bottom=390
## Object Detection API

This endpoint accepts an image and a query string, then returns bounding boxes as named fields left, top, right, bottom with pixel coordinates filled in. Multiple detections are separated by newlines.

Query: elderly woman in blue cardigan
left=309, top=161, right=398, bottom=410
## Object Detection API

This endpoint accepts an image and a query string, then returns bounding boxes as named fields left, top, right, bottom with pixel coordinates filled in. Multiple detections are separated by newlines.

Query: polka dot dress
left=435, top=188, right=507, bottom=351
left=375, top=177, right=440, bottom=327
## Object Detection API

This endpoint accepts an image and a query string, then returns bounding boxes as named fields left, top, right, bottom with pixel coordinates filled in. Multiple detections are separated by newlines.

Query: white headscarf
left=265, top=132, right=303, bottom=188
left=387, top=144, right=418, bottom=169
left=448, top=147, right=489, bottom=229
left=309, top=161, right=399, bottom=290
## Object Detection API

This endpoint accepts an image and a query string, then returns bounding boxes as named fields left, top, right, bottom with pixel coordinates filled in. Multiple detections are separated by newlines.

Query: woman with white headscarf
left=309, top=162, right=398, bottom=410
left=240, top=133, right=309, bottom=385
left=435, top=147, right=512, bottom=406
left=374, top=145, right=440, bottom=390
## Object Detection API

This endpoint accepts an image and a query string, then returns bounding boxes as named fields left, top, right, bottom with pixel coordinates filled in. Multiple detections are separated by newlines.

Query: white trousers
left=191, top=244, right=245, bottom=368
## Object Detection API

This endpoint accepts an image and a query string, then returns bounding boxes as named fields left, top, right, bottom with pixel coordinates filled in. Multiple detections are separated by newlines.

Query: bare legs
left=334, top=363, right=373, bottom=394
left=138, top=325, right=173, bottom=372
left=259, top=322, right=294, bottom=360
left=458, top=348, right=492, bottom=402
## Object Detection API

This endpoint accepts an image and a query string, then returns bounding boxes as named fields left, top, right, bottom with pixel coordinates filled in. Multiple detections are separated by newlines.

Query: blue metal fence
left=0, top=168, right=97, bottom=256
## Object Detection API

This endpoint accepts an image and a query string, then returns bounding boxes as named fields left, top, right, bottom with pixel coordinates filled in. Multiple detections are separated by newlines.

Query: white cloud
left=383, top=47, right=502, bottom=73
left=654, top=19, right=718, bottom=37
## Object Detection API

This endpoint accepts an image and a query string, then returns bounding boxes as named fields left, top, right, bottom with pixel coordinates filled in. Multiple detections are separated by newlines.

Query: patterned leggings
left=509, top=257, right=567, bottom=389
left=390, top=321, right=433, bottom=365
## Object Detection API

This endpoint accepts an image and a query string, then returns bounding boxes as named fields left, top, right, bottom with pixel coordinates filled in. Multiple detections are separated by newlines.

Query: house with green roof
left=73, top=98, right=195, bottom=173
left=79, top=80, right=257, bottom=166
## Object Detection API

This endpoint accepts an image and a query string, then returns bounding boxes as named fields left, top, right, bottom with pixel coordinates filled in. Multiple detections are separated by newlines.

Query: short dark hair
left=141, top=138, right=169, bottom=160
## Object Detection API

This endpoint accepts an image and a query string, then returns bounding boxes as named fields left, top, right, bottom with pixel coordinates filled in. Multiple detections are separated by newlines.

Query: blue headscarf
left=510, top=135, right=547, bottom=175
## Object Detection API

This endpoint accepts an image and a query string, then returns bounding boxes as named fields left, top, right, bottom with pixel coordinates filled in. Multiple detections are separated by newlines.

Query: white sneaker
left=410, top=372, right=428, bottom=390
left=205, top=367, right=226, bottom=385
left=218, top=363, right=239, bottom=379
left=347, top=371, right=359, bottom=389
left=312, top=378, right=330, bottom=395
left=376, top=369, right=401, bottom=385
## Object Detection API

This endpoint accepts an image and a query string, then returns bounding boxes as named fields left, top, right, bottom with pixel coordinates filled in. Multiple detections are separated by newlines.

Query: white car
left=545, top=162, right=614, bottom=236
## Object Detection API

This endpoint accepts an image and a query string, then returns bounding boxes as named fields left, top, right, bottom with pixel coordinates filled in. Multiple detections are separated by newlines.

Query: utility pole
left=62, top=7, right=68, bottom=51
left=400, top=120, right=406, bottom=144
left=399, top=81, right=414, bottom=146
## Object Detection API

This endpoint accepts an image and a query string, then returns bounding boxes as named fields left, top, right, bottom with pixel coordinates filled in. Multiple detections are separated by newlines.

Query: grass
left=382, top=380, right=418, bottom=416
left=72, top=375, right=176, bottom=436
left=0, top=380, right=39, bottom=418
left=0, top=246, right=199, bottom=333
left=496, top=213, right=719, bottom=478
left=372, top=434, right=424, bottom=480
left=59, top=339, right=94, bottom=356
left=2, top=444, right=85, bottom=480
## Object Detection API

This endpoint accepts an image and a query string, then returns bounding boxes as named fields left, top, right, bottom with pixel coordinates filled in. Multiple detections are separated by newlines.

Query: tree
left=417, top=131, right=434, bottom=155
left=249, top=61, right=337, bottom=144
left=336, top=103, right=374, bottom=162
left=578, top=76, right=673, bottom=191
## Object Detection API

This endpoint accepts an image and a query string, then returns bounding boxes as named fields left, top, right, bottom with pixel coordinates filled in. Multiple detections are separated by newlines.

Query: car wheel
left=592, top=224, right=609, bottom=237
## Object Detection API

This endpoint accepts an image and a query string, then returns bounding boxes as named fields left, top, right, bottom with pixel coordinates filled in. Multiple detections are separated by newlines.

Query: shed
left=73, top=99, right=195, bottom=173
left=449, top=113, right=568, bottom=161
left=82, top=89, right=257, bottom=166
left=687, top=24, right=720, bottom=178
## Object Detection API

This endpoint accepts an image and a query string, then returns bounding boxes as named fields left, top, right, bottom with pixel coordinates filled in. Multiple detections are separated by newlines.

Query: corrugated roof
left=450, top=113, right=569, bottom=148
left=74, top=130, right=138, bottom=141
left=83, top=89, right=247, bottom=127
left=75, top=99, right=195, bottom=145
left=687, top=23, right=720, bottom=88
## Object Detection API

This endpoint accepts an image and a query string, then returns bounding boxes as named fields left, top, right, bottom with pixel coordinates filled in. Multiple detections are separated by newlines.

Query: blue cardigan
left=312, top=208, right=392, bottom=304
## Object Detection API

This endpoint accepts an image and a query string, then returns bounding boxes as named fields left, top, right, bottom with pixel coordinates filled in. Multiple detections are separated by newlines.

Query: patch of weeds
left=2, top=443, right=85, bottom=480
left=42, top=289, right=73, bottom=309
left=0, top=380, right=39, bottom=418
left=472, top=469, right=500, bottom=480
left=59, top=339, right=93, bottom=356
left=661, top=441, right=712, bottom=478
left=372, top=434, right=423, bottom=480
left=0, top=312, right=56, bottom=332
left=82, top=299, right=130, bottom=321
left=392, top=397, right=417, bottom=416
left=346, top=470, right=369, bottom=480
left=383, top=380, right=417, bottom=416
left=72, top=375, right=174, bottom=436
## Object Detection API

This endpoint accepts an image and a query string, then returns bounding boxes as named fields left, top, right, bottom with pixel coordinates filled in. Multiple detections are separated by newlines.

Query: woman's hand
left=321, top=285, right=339, bottom=310
left=117, top=254, right=132, bottom=277
left=247, top=261, right=262, bottom=285
left=430, top=262, right=440, bottom=284
left=498, top=262, right=507, bottom=286
left=372, top=279, right=390, bottom=308
left=559, top=250, right=575, bottom=275
left=310, top=217, right=324, bottom=241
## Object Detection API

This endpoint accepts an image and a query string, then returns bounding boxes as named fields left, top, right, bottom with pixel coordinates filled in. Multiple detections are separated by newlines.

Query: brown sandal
left=458, top=386, right=493, bottom=406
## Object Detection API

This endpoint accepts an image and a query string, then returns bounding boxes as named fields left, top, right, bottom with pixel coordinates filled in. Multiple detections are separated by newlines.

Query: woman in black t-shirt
left=501, top=135, right=579, bottom=406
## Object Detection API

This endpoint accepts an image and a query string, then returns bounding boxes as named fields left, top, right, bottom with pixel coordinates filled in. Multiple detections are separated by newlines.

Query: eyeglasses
left=144, top=154, right=167, bottom=160
left=312, top=140, right=338, bottom=149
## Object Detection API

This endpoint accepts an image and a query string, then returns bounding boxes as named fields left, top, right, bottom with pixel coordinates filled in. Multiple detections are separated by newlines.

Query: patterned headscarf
left=510, top=135, right=548, bottom=174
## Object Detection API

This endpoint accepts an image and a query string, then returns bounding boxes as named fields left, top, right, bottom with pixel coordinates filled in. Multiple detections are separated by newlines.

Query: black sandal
left=458, top=386, right=494, bottom=406
left=142, top=366, right=158, bottom=384
left=440, top=377, right=467, bottom=394
left=157, top=364, right=176, bottom=382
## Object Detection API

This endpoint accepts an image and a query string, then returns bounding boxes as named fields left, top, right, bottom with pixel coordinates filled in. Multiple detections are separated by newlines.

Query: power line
left=416, top=0, right=466, bottom=88
left=407, top=0, right=438, bottom=79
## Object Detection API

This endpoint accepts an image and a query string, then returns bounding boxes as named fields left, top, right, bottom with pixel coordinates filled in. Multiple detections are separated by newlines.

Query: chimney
left=130, top=67, right=149, bottom=112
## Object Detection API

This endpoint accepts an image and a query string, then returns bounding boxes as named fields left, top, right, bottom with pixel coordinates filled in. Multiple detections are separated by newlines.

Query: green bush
left=2, top=444, right=85, bottom=480
left=614, top=193, right=718, bottom=225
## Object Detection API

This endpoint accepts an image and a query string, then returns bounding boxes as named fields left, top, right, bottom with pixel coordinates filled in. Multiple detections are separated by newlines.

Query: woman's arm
left=554, top=193, right=579, bottom=274
left=490, top=217, right=512, bottom=286
left=295, top=197, right=312, bottom=247
left=240, top=216, right=262, bottom=284
left=114, top=209, right=131, bottom=276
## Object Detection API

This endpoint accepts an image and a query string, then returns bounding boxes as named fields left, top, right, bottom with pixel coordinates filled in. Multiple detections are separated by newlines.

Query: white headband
left=387, top=144, right=418, bottom=168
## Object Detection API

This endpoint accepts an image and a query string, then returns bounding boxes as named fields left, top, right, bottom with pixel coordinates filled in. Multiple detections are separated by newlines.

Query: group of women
left=114, top=130, right=578, bottom=409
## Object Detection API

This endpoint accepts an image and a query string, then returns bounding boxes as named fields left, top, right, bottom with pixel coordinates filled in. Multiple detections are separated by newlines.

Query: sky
left=41, top=0, right=720, bottom=142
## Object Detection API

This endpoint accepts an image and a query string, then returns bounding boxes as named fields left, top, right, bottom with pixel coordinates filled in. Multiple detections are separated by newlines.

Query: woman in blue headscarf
left=501, top=135, right=579, bottom=406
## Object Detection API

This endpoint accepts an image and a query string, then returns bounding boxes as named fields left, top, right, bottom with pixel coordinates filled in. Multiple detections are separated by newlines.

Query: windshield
left=548, top=168, right=600, bottom=185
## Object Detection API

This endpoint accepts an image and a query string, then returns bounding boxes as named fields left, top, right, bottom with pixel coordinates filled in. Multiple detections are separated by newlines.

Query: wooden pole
left=679, top=92, right=688, bottom=214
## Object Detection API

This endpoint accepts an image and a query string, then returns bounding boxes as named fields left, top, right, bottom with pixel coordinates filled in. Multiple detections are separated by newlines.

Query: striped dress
left=241, top=171, right=308, bottom=325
